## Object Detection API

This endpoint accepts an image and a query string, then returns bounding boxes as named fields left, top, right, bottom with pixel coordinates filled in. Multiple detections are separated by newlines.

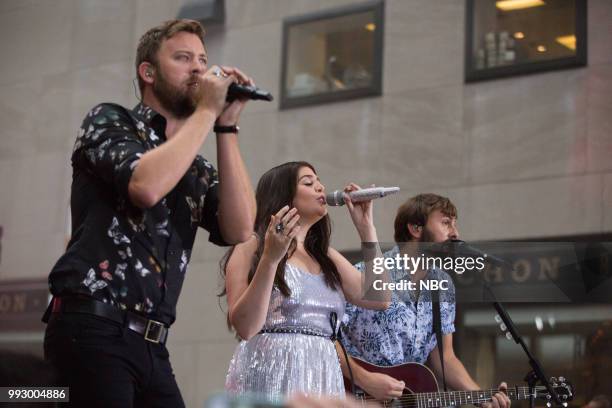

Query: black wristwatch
left=214, top=124, right=239, bottom=134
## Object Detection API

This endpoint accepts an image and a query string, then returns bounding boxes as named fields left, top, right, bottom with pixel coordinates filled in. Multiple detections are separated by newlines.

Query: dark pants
left=44, top=313, right=184, bottom=408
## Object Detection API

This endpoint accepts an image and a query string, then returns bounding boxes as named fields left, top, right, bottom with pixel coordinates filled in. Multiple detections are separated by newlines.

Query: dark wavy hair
left=220, top=161, right=341, bottom=300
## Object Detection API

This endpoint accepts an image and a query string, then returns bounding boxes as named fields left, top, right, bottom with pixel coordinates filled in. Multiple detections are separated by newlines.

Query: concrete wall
left=0, top=0, right=610, bottom=406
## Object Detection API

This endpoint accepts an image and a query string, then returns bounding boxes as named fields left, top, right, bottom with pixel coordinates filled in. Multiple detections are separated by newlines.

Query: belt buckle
left=144, top=319, right=165, bottom=344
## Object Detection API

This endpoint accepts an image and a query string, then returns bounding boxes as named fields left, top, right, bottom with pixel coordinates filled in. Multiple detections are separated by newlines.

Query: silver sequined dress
left=225, top=263, right=346, bottom=402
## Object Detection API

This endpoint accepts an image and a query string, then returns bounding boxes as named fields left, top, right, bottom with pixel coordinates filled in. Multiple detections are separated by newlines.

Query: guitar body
left=343, top=356, right=574, bottom=408
left=344, top=356, right=439, bottom=395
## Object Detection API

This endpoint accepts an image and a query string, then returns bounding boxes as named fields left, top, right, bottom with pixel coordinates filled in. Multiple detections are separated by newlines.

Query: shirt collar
left=132, top=102, right=160, bottom=123
left=389, top=245, right=436, bottom=281
left=132, top=102, right=166, bottom=137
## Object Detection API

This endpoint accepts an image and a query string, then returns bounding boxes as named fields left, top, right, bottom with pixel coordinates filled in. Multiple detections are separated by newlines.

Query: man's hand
left=480, top=382, right=511, bottom=408
left=216, top=65, right=254, bottom=126
left=197, top=65, right=236, bottom=118
left=359, top=371, right=405, bottom=402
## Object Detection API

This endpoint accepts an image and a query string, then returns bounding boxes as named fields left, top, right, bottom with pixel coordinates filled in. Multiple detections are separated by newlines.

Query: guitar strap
left=432, top=288, right=448, bottom=391
left=329, top=312, right=356, bottom=396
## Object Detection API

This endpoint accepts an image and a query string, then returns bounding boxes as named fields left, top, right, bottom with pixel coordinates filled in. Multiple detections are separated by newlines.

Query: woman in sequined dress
left=222, top=161, right=390, bottom=402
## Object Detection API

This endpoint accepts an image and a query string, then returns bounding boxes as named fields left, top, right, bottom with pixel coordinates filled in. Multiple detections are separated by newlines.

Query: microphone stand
left=482, top=273, right=566, bottom=407
left=430, top=240, right=569, bottom=406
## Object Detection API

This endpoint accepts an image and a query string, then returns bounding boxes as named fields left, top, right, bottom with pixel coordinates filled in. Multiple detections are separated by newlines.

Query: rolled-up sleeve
left=72, top=103, right=145, bottom=202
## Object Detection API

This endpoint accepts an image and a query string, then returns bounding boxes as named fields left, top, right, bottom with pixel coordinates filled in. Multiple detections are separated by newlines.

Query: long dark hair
left=220, top=161, right=341, bottom=299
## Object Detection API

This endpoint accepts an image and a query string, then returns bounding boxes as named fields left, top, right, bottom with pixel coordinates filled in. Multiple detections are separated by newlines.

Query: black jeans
left=44, top=313, right=184, bottom=408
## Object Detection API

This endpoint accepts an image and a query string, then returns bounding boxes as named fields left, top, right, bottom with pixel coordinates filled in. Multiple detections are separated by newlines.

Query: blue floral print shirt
left=48, top=102, right=227, bottom=325
left=341, top=246, right=456, bottom=365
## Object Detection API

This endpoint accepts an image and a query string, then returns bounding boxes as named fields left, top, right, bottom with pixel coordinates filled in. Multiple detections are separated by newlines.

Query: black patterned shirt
left=48, top=102, right=227, bottom=325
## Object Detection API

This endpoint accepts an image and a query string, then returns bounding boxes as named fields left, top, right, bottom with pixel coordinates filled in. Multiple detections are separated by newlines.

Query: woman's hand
left=344, top=183, right=377, bottom=242
left=262, top=205, right=301, bottom=264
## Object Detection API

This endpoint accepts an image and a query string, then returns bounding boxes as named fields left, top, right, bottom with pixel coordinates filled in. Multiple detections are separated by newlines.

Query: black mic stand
left=483, top=276, right=567, bottom=408
left=430, top=240, right=570, bottom=406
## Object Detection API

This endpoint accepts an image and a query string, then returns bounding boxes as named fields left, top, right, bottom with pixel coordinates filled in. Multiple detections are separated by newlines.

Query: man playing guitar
left=339, top=194, right=511, bottom=408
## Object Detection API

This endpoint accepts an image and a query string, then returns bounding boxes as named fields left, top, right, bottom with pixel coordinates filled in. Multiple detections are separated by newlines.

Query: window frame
left=464, top=0, right=588, bottom=83
left=279, top=0, right=385, bottom=110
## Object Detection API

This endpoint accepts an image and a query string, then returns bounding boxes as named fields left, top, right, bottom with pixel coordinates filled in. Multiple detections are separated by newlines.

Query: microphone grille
left=325, top=191, right=344, bottom=206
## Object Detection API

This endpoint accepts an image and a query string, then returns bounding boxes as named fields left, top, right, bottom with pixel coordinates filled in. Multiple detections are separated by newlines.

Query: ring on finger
left=213, top=68, right=223, bottom=78
left=275, top=223, right=284, bottom=234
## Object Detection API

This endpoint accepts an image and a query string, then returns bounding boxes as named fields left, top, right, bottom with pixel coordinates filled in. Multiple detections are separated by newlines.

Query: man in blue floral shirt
left=43, top=19, right=256, bottom=407
left=340, top=194, right=510, bottom=408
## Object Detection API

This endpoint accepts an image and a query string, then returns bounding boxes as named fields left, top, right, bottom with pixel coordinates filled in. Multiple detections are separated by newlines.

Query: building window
left=465, top=0, right=587, bottom=82
left=280, top=0, right=384, bottom=109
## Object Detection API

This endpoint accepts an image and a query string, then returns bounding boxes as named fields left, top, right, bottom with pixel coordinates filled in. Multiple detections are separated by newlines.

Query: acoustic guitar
left=344, top=357, right=574, bottom=408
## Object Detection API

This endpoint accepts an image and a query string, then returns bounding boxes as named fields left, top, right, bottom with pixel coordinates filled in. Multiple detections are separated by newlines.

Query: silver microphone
left=325, top=187, right=400, bottom=206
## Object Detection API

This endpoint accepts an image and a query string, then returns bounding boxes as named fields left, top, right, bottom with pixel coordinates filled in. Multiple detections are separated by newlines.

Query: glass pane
left=462, top=306, right=612, bottom=406
left=285, top=10, right=377, bottom=98
left=471, top=0, right=577, bottom=70
left=538, top=334, right=577, bottom=367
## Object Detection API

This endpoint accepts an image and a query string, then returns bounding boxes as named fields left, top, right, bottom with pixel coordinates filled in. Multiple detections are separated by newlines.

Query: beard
left=415, top=226, right=438, bottom=256
left=420, top=226, right=436, bottom=243
left=152, top=69, right=202, bottom=119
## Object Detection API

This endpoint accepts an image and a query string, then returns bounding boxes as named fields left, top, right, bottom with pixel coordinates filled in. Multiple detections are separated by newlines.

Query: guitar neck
left=406, top=385, right=545, bottom=408
left=347, top=360, right=570, bottom=407
left=358, top=385, right=548, bottom=408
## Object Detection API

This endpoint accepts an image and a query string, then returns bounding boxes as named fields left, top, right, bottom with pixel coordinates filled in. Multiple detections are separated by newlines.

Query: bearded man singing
left=43, top=19, right=256, bottom=407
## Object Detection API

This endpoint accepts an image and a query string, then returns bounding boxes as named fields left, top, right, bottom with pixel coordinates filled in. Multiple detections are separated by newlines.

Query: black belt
left=45, top=297, right=169, bottom=345
left=259, top=313, right=341, bottom=341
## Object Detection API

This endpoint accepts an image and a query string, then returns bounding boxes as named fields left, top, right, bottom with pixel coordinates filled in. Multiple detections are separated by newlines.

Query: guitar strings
left=358, top=386, right=548, bottom=404
left=356, top=385, right=549, bottom=405
left=359, top=386, right=547, bottom=402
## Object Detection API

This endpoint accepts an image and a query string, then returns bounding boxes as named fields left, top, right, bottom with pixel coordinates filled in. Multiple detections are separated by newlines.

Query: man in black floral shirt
left=43, top=19, right=256, bottom=407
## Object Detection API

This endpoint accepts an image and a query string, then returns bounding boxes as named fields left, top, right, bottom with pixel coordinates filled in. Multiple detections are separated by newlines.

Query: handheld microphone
left=325, top=187, right=400, bottom=206
left=227, top=83, right=273, bottom=102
